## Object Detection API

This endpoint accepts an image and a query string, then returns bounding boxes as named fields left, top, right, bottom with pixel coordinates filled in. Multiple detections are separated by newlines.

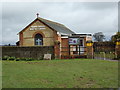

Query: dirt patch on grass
left=26, top=62, right=42, bottom=64
left=56, top=84, right=67, bottom=88
left=41, top=79, right=53, bottom=84
left=73, top=77, right=96, bottom=88
left=86, top=79, right=95, bottom=87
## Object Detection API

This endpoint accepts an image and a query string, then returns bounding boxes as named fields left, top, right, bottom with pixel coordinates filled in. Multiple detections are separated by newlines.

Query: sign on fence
left=69, top=38, right=80, bottom=45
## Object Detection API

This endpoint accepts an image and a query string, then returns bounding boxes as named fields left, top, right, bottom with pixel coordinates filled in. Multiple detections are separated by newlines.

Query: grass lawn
left=2, top=59, right=118, bottom=88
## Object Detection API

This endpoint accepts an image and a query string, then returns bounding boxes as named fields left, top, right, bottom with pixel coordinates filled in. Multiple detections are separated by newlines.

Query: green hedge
left=2, top=56, right=35, bottom=61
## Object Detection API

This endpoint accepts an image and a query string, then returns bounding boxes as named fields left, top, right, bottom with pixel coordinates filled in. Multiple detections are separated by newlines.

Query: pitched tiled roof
left=38, top=17, right=75, bottom=35
left=19, top=17, right=75, bottom=35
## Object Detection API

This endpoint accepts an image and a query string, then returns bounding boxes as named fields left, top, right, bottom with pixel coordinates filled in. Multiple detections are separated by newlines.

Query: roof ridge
left=38, top=17, right=75, bottom=33
left=38, top=17, right=66, bottom=27
left=38, top=17, right=75, bottom=34
left=19, top=17, right=75, bottom=34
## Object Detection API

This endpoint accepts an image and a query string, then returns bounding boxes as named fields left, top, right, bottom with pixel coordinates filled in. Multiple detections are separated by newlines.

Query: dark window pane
left=80, top=40, right=83, bottom=46
left=34, top=34, right=43, bottom=45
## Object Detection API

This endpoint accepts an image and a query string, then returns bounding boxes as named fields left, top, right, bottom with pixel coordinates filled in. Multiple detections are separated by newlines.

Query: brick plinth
left=86, top=42, right=93, bottom=59
left=116, top=41, right=120, bottom=59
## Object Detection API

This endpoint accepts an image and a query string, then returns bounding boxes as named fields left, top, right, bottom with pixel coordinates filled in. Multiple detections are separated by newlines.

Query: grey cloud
left=81, top=2, right=117, bottom=9
left=1, top=2, right=118, bottom=45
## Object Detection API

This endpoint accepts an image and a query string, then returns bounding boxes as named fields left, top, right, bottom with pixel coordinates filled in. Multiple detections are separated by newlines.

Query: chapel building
left=18, top=14, right=92, bottom=59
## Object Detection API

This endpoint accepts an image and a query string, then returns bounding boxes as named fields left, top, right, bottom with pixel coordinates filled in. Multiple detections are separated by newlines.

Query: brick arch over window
left=33, top=31, right=45, bottom=45
left=32, top=31, right=45, bottom=38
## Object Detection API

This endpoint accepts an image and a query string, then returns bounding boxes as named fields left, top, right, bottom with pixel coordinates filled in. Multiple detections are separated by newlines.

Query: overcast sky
left=1, top=1, right=118, bottom=45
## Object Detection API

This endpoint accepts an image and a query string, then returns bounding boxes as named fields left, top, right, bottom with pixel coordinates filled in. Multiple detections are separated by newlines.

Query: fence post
left=103, top=52, right=105, bottom=60
left=115, top=39, right=120, bottom=59
left=86, top=41, right=93, bottom=59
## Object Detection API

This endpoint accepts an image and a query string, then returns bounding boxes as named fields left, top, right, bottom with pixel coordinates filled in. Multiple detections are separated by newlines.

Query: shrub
left=20, top=57, right=27, bottom=61
left=38, top=55, right=43, bottom=60
left=26, top=58, right=34, bottom=61
left=16, top=58, right=20, bottom=61
left=8, top=57, right=16, bottom=61
left=54, top=40, right=60, bottom=45
left=19, top=57, right=34, bottom=61
left=2, top=56, right=9, bottom=60
left=3, top=56, right=36, bottom=61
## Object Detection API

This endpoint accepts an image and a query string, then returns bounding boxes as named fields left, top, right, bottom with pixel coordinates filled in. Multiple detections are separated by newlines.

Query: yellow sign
left=116, top=42, right=120, bottom=45
left=86, top=43, right=93, bottom=46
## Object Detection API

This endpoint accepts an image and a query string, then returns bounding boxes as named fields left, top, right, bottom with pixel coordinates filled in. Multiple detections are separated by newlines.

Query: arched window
left=34, top=34, right=43, bottom=45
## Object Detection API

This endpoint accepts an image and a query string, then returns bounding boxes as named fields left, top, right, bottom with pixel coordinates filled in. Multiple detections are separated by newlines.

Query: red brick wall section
left=19, top=32, right=23, bottom=46
left=54, top=44, right=60, bottom=59
left=61, top=38, right=69, bottom=57
left=54, top=31, right=61, bottom=59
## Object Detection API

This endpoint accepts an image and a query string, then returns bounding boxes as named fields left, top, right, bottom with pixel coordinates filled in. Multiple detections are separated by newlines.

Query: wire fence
left=93, top=42, right=116, bottom=60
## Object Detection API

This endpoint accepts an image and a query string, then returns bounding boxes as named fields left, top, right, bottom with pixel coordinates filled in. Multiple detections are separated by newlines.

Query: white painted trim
left=61, top=36, right=68, bottom=38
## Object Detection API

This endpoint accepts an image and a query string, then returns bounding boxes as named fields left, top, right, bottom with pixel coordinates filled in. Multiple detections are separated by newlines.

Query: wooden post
left=79, top=45, right=80, bottom=55
left=69, top=45, right=70, bottom=56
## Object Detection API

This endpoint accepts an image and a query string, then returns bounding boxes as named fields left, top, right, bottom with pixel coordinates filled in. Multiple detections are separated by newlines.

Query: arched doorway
left=34, top=33, right=43, bottom=45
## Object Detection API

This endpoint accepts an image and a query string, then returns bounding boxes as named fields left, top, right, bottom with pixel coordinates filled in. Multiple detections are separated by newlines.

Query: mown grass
left=2, top=59, right=118, bottom=88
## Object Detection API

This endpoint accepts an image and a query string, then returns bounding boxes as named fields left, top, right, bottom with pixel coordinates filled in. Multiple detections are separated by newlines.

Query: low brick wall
left=2, top=46, right=54, bottom=59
